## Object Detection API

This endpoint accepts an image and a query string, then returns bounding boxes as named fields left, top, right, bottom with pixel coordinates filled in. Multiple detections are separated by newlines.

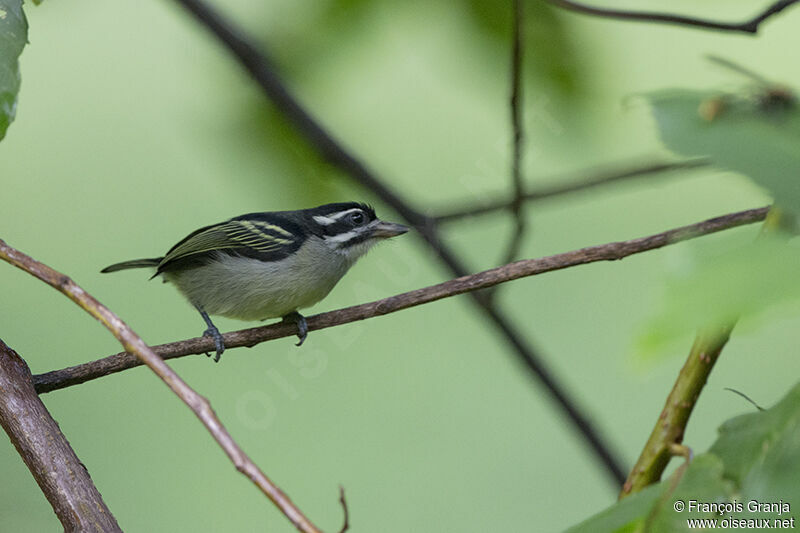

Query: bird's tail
left=100, top=257, right=163, bottom=273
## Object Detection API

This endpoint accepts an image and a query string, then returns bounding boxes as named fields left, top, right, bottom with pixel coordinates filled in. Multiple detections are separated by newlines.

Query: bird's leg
left=282, top=311, right=308, bottom=346
left=196, top=306, right=225, bottom=362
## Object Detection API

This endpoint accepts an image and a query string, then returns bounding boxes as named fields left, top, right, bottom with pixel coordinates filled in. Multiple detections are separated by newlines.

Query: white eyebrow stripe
left=313, top=208, right=363, bottom=226
left=322, top=229, right=362, bottom=244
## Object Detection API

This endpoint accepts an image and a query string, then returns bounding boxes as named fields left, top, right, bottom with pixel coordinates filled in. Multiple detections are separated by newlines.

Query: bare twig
left=502, top=0, right=527, bottom=265
left=545, top=0, right=800, bottom=34
left=502, top=217, right=527, bottom=266
left=0, top=338, right=122, bottom=532
left=706, top=55, right=774, bottom=85
left=33, top=206, right=768, bottom=394
left=0, top=240, right=321, bottom=533
left=338, top=486, right=349, bottom=533
left=724, top=387, right=765, bottom=411
left=169, top=0, right=627, bottom=486
left=434, top=159, right=709, bottom=223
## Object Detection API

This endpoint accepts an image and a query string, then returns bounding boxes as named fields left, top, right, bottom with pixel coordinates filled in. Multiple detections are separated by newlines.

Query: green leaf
left=565, top=482, right=661, bottom=533
left=710, top=383, right=800, bottom=502
left=638, top=236, right=800, bottom=354
left=567, top=383, right=800, bottom=532
left=0, top=0, right=27, bottom=140
left=567, top=455, right=733, bottom=533
left=646, top=88, right=800, bottom=212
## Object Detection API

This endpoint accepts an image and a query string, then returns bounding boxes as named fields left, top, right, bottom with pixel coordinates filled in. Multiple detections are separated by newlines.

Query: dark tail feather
left=100, top=258, right=162, bottom=273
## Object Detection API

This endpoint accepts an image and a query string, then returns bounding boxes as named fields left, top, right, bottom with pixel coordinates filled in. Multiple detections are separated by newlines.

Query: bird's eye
left=350, top=211, right=365, bottom=225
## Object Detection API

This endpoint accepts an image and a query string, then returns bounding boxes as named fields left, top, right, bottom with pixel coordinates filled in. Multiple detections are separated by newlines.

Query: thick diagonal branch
left=0, top=338, right=122, bottom=532
left=0, top=240, right=322, bottom=533
left=170, top=0, right=627, bottom=486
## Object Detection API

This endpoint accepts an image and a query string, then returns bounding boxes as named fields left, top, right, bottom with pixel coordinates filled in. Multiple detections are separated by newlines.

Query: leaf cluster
left=570, top=383, right=800, bottom=532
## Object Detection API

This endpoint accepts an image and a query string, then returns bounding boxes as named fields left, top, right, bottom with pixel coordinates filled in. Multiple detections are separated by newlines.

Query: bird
left=101, top=202, right=409, bottom=361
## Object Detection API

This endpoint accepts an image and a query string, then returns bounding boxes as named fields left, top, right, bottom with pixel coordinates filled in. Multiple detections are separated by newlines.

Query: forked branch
left=0, top=240, right=322, bottom=533
left=545, top=0, right=800, bottom=34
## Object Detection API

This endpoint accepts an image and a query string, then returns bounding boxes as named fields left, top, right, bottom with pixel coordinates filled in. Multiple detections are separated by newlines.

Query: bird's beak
left=371, top=220, right=409, bottom=239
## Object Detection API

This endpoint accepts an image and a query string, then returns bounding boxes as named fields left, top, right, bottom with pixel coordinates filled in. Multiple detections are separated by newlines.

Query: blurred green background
left=2, top=1, right=800, bottom=531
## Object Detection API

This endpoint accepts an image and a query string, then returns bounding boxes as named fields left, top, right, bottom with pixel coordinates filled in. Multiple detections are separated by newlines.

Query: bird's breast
left=165, top=238, right=354, bottom=321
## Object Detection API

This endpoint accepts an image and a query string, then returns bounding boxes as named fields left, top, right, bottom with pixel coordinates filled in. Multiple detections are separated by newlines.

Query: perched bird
left=101, top=202, right=408, bottom=361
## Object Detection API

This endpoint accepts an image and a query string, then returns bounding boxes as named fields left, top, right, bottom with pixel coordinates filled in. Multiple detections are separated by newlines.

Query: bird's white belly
left=165, top=241, right=353, bottom=321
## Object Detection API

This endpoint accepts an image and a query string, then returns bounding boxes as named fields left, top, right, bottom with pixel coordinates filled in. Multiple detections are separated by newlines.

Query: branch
left=620, top=208, right=782, bottom=497
left=433, top=159, right=709, bottom=223
left=0, top=339, right=122, bottom=531
left=502, top=0, right=527, bottom=265
left=620, top=325, right=732, bottom=497
left=0, top=240, right=322, bottom=533
left=33, top=206, right=768, bottom=394
left=545, top=0, right=800, bottom=34
left=723, top=387, right=764, bottom=411
left=337, top=486, right=349, bottom=533
left=169, top=0, right=425, bottom=227
left=170, top=0, right=628, bottom=486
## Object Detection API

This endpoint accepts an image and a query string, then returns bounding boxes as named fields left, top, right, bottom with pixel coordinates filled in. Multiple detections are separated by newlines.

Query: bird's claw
left=196, top=306, right=225, bottom=362
left=295, top=316, right=308, bottom=347
left=283, top=312, right=308, bottom=346
left=202, top=326, right=225, bottom=363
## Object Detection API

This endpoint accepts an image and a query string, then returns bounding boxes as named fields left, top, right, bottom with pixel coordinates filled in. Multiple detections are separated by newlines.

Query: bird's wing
left=156, top=219, right=300, bottom=274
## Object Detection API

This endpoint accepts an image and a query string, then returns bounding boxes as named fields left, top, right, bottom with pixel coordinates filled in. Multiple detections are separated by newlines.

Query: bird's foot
left=283, top=312, right=308, bottom=346
left=196, top=306, right=225, bottom=362
left=202, top=325, right=225, bottom=362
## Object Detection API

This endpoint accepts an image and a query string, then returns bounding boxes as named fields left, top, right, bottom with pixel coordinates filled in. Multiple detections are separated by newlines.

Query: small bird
left=101, top=203, right=408, bottom=361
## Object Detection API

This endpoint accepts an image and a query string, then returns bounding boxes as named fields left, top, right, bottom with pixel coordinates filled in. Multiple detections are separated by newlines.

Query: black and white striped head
left=305, top=202, right=408, bottom=255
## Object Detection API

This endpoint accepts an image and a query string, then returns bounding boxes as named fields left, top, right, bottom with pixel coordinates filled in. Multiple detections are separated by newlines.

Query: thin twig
left=338, top=486, right=349, bottom=533
left=33, top=206, right=768, bottom=395
left=0, top=339, right=122, bottom=532
left=434, top=159, right=709, bottom=223
left=706, top=55, right=774, bottom=85
left=0, top=240, right=322, bottom=533
left=545, top=0, right=800, bottom=34
left=170, top=0, right=627, bottom=486
left=502, top=218, right=527, bottom=266
left=502, top=0, right=527, bottom=265
left=724, top=387, right=765, bottom=411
